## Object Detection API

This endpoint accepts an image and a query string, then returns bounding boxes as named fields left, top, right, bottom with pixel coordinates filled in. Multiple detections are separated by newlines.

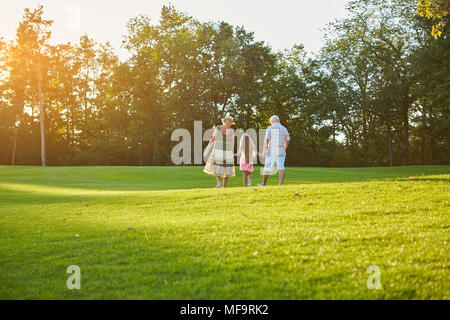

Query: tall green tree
left=15, top=5, right=53, bottom=166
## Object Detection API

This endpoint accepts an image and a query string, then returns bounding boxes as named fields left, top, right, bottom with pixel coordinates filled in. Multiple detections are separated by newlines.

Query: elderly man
left=258, top=115, right=290, bottom=186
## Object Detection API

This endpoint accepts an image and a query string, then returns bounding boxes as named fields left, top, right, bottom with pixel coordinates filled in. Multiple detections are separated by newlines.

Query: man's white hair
left=270, top=115, right=280, bottom=123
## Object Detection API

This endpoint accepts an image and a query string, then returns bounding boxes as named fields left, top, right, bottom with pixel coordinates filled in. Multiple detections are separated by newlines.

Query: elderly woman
left=203, top=113, right=236, bottom=188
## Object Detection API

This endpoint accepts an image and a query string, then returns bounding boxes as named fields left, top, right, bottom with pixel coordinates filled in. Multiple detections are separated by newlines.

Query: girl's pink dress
left=240, top=157, right=254, bottom=172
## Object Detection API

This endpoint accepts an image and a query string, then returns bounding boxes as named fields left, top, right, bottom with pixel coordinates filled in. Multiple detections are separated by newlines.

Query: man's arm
left=285, top=129, right=291, bottom=151
left=263, top=138, right=270, bottom=157
left=263, top=127, right=271, bottom=157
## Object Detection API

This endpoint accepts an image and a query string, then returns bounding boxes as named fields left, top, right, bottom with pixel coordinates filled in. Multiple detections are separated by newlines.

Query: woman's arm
left=232, top=133, right=236, bottom=151
left=204, top=129, right=217, bottom=159
left=208, top=129, right=218, bottom=146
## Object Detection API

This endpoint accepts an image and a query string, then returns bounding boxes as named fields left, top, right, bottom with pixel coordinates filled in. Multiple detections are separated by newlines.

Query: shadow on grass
left=0, top=221, right=257, bottom=299
left=0, top=203, right=381, bottom=300
left=0, top=166, right=449, bottom=194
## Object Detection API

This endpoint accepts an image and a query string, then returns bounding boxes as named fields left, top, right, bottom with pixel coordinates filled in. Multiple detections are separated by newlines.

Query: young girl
left=234, top=134, right=260, bottom=187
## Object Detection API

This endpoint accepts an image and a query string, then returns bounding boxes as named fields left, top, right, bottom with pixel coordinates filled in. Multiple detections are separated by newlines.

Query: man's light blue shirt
left=265, top=122, right=290, bottom=156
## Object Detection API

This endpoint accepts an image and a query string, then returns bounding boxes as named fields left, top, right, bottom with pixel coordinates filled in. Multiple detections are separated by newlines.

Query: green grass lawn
left=0, top=165, right=449, bottom=300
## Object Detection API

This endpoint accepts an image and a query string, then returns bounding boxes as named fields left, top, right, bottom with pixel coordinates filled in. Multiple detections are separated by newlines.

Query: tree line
left=0, top=0, right=448, bottom=167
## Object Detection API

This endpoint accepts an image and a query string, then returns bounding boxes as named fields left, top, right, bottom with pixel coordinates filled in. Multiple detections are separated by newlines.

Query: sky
left=0, top=0, right=350, bottom=60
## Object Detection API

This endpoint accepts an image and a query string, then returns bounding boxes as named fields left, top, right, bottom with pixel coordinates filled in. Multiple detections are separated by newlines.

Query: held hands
left=235, top=152, right=266, bottom=157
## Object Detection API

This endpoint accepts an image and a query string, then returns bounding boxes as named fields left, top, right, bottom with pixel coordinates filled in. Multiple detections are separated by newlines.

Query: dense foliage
left=417, top=0, right=449, bottom=38
left=0, top=0, right=448, bottom=166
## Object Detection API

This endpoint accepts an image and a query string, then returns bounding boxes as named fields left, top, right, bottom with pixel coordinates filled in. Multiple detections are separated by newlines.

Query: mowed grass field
left=0, top=165, right=449, bottom=300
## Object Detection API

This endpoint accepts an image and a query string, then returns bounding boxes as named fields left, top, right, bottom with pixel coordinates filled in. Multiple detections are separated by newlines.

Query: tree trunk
left=430, top=137, right=434, bottom=164
left=37, top=58, right=47, bottom=167
left=67, top=97, right=72, bottom=149
left=139, top=142, right=144, bottom=166
left=11, top=121, right=18, bottom=166
left=147, top=140, right=154, bottom=166
left=401, top=103, right=409, bottom=166
left=331, top=118, right=336, bottom=165
left=363, top=119, right=369, bottom=164
left=420, top=109, right=426, bottom=165
left=420, top=135, right=425, bottom=165
left=387, top=125, right=393, bottom=167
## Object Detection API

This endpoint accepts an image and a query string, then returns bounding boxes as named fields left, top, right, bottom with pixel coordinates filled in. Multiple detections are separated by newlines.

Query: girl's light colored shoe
left=215, top=185, right=223, bottom=189
left=248, top=179, right=252, bottom=187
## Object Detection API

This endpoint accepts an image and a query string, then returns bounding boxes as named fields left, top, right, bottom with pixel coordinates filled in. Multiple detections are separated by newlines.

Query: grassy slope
left=0, top=166, right=448, bottom=299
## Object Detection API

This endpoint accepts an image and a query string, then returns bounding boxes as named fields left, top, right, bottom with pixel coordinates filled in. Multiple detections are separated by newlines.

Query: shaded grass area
left=0, top=165, right=448, bottom=191
left=0, top=166, right=449, bottom=299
